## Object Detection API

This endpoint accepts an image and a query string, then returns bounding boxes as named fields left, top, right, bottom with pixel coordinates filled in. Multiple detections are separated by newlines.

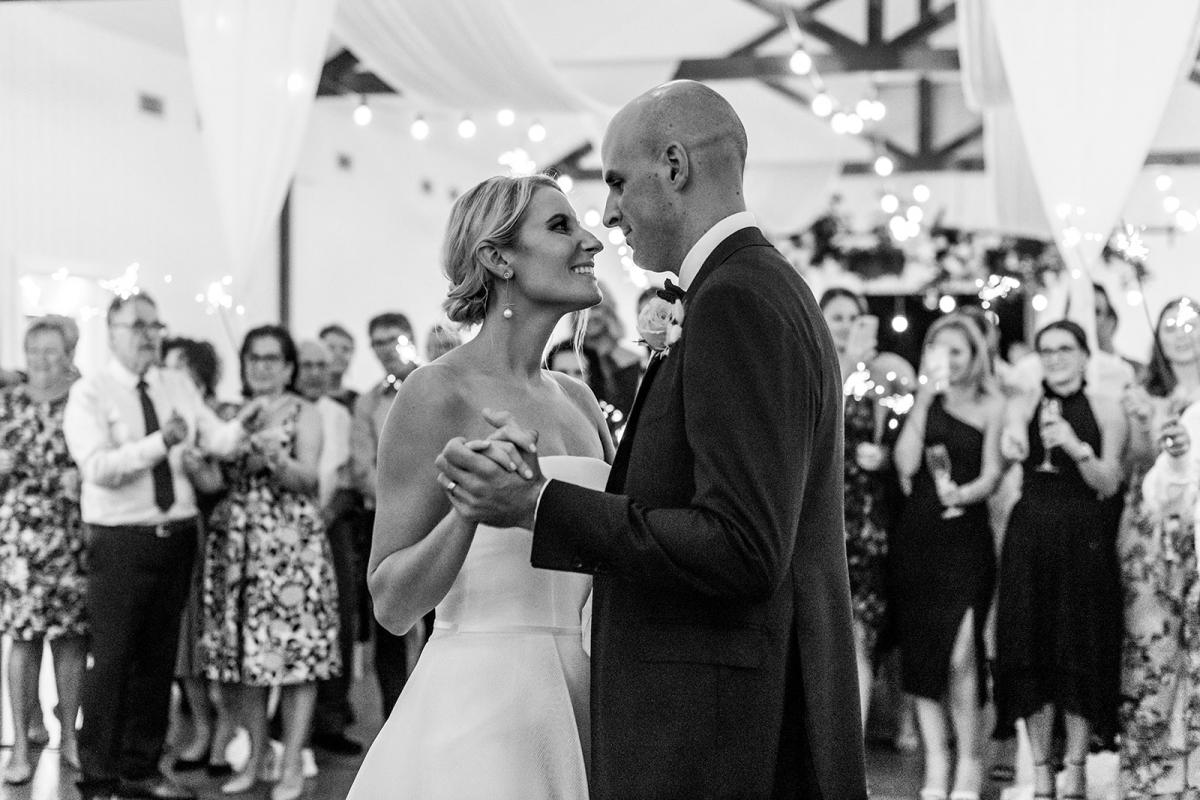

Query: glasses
left=112, top=321, right=167, bottom=336
left=1037, top=345, right=1080, bottom=358
left=245, top=353, right=285, bottom=367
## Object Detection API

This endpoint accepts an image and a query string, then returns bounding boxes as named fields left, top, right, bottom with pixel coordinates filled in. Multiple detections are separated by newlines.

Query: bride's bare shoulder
left=394, top=361, right=472, bottom=419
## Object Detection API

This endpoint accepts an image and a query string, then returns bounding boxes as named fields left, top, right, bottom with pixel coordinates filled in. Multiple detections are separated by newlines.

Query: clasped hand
left=435, top=409, right=544, bottom=529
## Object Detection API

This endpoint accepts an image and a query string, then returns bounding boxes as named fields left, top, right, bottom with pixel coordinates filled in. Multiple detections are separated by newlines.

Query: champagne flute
left=1035, top=398, right=1062, bottom=474
left=925, top=444, right=964, bottom=519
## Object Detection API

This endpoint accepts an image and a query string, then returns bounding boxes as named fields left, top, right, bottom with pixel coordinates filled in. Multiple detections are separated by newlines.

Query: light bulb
left=811, top=93, right=833, bottom=118
left=1155, top=174, right=1173, bottom=192
left=871, top=100, right=886, bottom=120
left=410, top=116, right=430, bottom=140
left=788, top=49, right=812, bottom=75
left=584, top=209, right=601, bottom=227
left=845, top=114, right=864, bottom=134
left=556, top=174, right=574, bottom=193
left=352, top=100, right=372, bottom=126
left=906, top=205, right=924, bottom=223
left=912, top=184, right=930, bottom=203
left=528, top=121, right=547, bottom=142
left=880, top=193, right=899, bottom=214
left=891, top=315, right=909, bottom=333
left=938, top=295, right=957, bottom=313
left=856, top=99, right=873, bottom=119
left=458, top=117, right=477, bottom=138
left=1126, top=289, right=1143, bottom=306
left=1163, top=195, right=1181, bottom=214
left=874, top=155, right=894, bottom=177
left=831, top=113, right=849, bottom=134
left=1176, top=209, right=1197, bottom=231
left=1032, top=294, right=1049, bottom=312
left=496, top=108, right=515, bottom=126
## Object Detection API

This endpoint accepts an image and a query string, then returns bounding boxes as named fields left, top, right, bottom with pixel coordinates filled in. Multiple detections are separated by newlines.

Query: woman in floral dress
left=820, top=288, right=904, bottom=726
left=1119, top=296, right=1200, bottom=796
left=200, top=325, right=340, bottom=800
left=0, top=316, right=87, bottom=784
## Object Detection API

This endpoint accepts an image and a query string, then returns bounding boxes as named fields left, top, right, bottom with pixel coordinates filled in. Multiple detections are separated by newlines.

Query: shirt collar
left=676, top=211, right=757, bottom=292
left=107, top=358, right=152, bottom=388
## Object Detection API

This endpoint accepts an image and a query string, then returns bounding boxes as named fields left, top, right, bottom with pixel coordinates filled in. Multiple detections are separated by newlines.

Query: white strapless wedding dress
left=346, top=455, right=609, bottom=800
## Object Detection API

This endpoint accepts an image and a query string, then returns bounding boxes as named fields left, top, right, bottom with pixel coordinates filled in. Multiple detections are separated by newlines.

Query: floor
left=0, top=650, right=1117, bottom=800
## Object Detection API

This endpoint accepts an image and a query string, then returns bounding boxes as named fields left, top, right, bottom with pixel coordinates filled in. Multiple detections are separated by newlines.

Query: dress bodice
left=435, top=456, right=609, bottom=632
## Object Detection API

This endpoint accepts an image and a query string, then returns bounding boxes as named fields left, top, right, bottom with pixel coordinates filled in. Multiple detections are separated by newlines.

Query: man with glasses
left=63, top=293, right=266, bottom=800
left=351, top=312, right=424, bottom=721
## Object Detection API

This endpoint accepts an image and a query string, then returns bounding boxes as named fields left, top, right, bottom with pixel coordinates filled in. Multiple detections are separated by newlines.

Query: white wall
left=0, top=5, right=277, bottom=399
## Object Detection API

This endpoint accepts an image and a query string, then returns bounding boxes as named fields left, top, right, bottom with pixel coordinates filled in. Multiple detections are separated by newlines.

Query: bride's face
left=506, top=187, right=604, bottom=314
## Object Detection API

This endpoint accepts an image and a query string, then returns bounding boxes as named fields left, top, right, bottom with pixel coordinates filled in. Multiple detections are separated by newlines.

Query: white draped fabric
left=332, top=0, right=607, bottom=116
left=180, top=0, right=336, bottom=278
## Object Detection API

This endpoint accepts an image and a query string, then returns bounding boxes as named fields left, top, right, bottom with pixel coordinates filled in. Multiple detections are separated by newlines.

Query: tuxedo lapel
left=605, top=351, right=664, bottom=492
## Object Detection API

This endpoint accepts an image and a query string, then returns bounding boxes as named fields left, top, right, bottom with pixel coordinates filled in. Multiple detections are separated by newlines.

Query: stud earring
left=502, top=271, right=514, bottom=319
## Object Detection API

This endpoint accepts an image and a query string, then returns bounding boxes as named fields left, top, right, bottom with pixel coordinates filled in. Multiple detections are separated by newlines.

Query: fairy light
left=99, top=262, right=141, bottom=299
left=496, top=108, right=515, bottom=127
left=352, top=96, right=372, bottom=126
left=410, top=115, right=430, bottom=140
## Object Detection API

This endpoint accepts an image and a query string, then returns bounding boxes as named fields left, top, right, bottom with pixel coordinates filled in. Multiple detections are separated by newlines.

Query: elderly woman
left=200, top=325, right=340, bottom=800
left=996, top=320, right=1128, bottom=800
left=0, top=316, right=87, bottom=784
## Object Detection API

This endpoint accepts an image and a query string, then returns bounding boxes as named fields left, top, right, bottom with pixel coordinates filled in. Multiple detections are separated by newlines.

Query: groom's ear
left=663, top=142, right=690, bottom=189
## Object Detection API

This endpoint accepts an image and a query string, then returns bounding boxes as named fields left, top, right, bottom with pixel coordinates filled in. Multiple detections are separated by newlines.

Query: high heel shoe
left=271, top=771, right=305, bottom=800
left=220, top=769, right=258, bottom=795
left=1032, top=761, right=1056, bottom=800
left=1060, top=758, right=1086, bottom=800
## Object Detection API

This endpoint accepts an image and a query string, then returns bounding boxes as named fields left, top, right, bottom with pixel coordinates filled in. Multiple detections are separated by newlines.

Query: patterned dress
left=200, top=400, right=340, bottom=686
left=0, top=385, right=87, bottom=640
left=842, top=392, right=901, bottom=655
left=1119, top=399, right=1200, bottom=795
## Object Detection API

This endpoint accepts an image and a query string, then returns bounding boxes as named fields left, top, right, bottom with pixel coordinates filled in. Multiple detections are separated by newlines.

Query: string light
left=99, top=263, right=141, bottom=299
left=352, top=96, right=372, bottom=126
left=1155, top=174, right=1173, bottom=192
left=583, top=209, right=601, bottom=227
left=912, top=184, right=931, bottom=203
left=457, top=116, right=477, bottom=139
left=938, top=295, right=957, bottom=313
left=880, top=193, right=899, bottom=214
left=873, top=156, right=894, bottom=177
left=555, top=174, right=574, bottom=193
left=496, top=108, right=515, bottom=127
left=811, top=93, right=833, bottom=118
left=410, top=115, right=430, bottom=140
left=788, top=49, right=812, bottom=75
left=1031, top=293, right=1049, bottom=312
left=527, top=121, right=547, bottom=143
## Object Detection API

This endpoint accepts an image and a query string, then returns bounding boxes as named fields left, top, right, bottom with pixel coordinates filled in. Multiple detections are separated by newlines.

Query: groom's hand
left=436, top=433, right=545, bottom=530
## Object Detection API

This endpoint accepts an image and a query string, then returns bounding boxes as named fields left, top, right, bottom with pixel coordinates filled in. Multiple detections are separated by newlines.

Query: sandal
left=1060, top=758, right=1086, bottom=800
left=1032, top=760, right=1056, bottom=800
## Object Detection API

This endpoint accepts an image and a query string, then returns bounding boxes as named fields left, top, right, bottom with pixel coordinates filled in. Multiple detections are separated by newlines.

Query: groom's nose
left=602, top=195, right=620, bottom=229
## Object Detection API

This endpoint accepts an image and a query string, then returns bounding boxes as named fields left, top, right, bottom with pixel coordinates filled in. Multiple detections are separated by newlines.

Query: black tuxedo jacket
left=533, top=228, right=867, bottom=799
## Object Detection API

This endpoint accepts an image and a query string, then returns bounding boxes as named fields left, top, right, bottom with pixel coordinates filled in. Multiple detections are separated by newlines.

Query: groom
left=438, top=81, right=866, bottom=799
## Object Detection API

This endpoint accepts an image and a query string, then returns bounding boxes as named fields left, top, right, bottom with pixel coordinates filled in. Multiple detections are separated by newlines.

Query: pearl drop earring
left=502, top=271, right=514, bottom=319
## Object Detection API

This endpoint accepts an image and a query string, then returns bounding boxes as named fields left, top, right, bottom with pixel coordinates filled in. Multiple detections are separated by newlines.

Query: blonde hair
left=923, top=312, right=994, bottom=399
left=442, top=174, right=562, bottom=326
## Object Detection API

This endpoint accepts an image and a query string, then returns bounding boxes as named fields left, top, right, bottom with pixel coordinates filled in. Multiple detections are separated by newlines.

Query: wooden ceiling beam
left=889, top=3, right=957, bottom=50
left=674, top=47, right=959, bottom=81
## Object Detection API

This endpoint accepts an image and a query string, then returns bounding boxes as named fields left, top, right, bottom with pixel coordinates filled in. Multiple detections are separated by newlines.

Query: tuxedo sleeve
left=532, top=273, right=817, bottom=599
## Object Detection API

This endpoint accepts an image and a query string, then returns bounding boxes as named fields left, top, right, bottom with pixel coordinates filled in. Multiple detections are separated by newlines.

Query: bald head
left=296, top=338, right=332, bottom=401
left=600, top=81, right=749, bottom=273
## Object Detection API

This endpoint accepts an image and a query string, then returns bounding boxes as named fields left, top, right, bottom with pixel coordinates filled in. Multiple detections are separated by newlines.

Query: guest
left=1118, top=296, right=1200, bottom=795
left=352, top=312, right=424, bottom=719
left=1094, top=282, right=1147, bottom=383
left=582, top=282, right=643, bottom=423
left=319, top=323, right=358, bottom=412
left=295, top=338, right=361, bottom=756
left=0, top=366, right=24, bottom=389
left=200, top=326, right=341, bottom=800
left=63, top=292, right=264, bottom=800
left=424, top=322, right=462, bottom=362
left=547, top=339, right=588, bottom=382
left=820, top=288, right=899, bottom=726
left=160, top=336, right=237, bottom=777
left=0, top=316, right=87, bottom=785
left=892, top=313, right=1004, bottom=799
left=996, top=320, right=1128, bottom=800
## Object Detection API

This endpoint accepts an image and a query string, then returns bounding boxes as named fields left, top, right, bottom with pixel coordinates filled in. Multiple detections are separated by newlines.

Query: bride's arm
left=367, top=365, right=479, bottom=636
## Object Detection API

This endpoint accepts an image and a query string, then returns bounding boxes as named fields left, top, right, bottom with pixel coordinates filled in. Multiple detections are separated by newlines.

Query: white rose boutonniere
left=636, top=280, right=686, bottom=355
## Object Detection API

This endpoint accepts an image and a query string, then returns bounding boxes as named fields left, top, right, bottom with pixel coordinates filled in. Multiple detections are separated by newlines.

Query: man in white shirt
left=63, top=293, right=264, bottom=800
left=295, top=339, right=362, bottom=755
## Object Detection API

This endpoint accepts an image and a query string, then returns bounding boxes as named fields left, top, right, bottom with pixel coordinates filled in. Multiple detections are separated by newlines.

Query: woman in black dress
left=892, top=312, right=1004, bottom=800
left=995, top=320, right=1128, bottom=800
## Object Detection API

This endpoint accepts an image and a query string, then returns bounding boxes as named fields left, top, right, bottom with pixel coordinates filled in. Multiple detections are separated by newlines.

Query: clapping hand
left=1000, top=424, right=1028, bottom=462
left=236, top=396, right=272, bottom=432
left=162, top=412, right=189, bottom=448
left=1159, top=418, right=1191, bottom=460
left=435, top=409, right=543, bottom=528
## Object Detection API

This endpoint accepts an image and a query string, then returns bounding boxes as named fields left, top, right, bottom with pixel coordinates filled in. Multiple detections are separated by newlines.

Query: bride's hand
left=463, top=439, right=535, bottom=480
left=480, top=408, right=540, bottom=454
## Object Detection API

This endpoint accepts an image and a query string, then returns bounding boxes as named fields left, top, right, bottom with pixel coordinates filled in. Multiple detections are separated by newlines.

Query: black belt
left=88, top=517, right=198, bottom=538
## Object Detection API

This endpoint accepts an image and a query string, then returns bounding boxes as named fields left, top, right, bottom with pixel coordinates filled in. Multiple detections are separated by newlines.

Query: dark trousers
left=353, top=508, right=409, bottom=719
left=78, top=520, right=197, bottom=795
left=314, top=494, right=361, bottom=735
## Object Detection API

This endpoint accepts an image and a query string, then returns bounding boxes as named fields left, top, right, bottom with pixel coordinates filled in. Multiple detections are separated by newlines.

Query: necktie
left=137, top=378, right=176, bottom=512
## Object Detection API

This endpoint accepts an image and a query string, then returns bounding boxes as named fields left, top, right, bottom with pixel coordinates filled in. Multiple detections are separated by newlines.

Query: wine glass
left=925, top=444, right=964, bottom=519
left=1035, top=398, right=1062, bottom=474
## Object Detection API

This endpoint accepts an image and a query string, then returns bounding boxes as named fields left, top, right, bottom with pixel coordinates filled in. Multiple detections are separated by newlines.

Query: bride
left=346, top=174, right=613, bottom=799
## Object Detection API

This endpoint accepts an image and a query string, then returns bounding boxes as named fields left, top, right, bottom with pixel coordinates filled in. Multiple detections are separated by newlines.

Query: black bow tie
left=657, top=279, right=685, bottom=303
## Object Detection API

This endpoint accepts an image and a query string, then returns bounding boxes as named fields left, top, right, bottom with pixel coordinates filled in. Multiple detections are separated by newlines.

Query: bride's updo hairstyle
left=443, top=174, right=563, bottom=326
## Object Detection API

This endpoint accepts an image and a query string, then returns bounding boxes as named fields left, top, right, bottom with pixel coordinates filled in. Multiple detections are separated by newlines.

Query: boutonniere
left=636, top=279, right=685, bottom=355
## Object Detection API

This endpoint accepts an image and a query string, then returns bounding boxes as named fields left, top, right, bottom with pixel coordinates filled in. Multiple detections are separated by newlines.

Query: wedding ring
left=445, top=480, right=457, bottom=493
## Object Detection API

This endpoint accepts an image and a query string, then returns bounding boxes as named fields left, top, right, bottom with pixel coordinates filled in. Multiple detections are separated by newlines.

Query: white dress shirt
left=63, top=360, right=245, bottom=526
left=675, top=211, right=757, bottom=291
left=316, top=395, right=352, bottom=509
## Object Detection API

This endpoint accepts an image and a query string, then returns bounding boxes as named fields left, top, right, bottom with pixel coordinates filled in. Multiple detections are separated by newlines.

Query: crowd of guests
left=1, top=281, right=1197, bottom=799
left=823, top=287, right=1200, bottom=799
